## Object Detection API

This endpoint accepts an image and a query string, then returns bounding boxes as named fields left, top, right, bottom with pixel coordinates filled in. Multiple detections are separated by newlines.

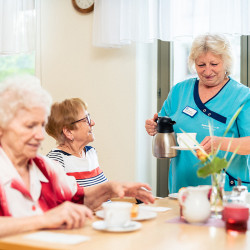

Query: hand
left=200, top=136, right=222, bottom=154
left=145, top=113, right=158, bottom=136
left=42, top=201, right=93, bottom=230
left=109, top=182, right=155, bottom=204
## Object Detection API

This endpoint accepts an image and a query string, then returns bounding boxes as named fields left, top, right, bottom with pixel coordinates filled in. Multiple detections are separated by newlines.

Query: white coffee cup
left=102, top=201, right=132, bottom=228
left=177, top=133, right=197, bottom=148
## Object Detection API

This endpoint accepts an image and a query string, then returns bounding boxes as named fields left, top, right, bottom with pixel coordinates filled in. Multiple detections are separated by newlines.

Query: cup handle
left=178, top=188, right=188, bottom=206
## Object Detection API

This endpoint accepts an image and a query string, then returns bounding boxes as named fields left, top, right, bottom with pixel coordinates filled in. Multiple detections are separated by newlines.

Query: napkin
left=24, top=231, right=90, bottom=245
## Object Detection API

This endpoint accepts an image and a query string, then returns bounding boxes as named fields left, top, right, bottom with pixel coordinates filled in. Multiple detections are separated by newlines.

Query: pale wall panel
left=38, top=0, right=137, bottom=182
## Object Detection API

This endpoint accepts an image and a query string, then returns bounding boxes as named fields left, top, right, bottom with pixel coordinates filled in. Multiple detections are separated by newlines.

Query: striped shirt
left=46, top=146, right=108, bottom=187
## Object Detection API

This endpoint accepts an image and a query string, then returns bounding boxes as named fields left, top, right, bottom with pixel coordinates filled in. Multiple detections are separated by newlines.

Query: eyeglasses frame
left=71, top=113, right=91, bottom=125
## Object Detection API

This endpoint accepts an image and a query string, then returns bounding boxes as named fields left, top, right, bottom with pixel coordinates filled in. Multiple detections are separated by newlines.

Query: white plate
left=171, top=146, right=200, bottom=150
left=92, top=221, right=141, bottom=232
left=95, top=210, right=157, bottom=221
left=168, top=193, right=178, bottom=199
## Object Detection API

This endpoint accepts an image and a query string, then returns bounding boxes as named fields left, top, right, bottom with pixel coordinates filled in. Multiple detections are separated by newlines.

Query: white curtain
left=93, top=0, right=250, bottom=47
left=0, top=0, right=36, bottom=54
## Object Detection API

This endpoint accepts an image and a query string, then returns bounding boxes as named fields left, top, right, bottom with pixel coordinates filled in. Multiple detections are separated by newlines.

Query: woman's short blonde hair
left=45, top=98, right=87, bottom=144
left=0, top=75, right=52, bottom=128
left=188, top=33, right=233, bottom=76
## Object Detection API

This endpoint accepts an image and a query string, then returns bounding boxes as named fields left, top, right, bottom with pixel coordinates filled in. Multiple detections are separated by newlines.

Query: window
left=0, top=53, right=35, bottom=81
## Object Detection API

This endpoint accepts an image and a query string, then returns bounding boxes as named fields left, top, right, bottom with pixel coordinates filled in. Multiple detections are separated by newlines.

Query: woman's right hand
left=42, top=201, right=93, bottom=230
left=145, top=113, right=158, bottom=136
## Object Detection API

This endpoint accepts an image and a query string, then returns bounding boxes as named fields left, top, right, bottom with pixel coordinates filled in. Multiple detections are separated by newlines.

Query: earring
left=71, top=137, right=74, bottom=142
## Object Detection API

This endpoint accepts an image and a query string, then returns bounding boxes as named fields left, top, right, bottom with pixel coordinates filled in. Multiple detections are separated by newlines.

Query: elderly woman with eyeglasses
left=46, top=98, right=108, bottom=188
left=0, top=76, right=154, bottom=237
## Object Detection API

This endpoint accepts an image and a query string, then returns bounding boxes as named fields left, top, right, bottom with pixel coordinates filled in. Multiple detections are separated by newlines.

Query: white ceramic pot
left=178, top=185, right=211, bottom=223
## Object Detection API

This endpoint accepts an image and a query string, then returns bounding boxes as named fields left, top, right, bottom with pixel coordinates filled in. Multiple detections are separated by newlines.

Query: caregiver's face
left=0, top=107, right=46, bottom=162
left=195, top=51, right=226, bottom=87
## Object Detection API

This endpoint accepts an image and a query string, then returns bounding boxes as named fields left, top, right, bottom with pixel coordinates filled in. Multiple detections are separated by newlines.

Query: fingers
left=200, top=136, right=211, bottom=146
left=200, top=136, right=212, bottom=153
left=64, top=204, right=93, bottom=229
left=63, top=209, right=83, bottom=229
left=136, top=192, right=155, bottom=204
left=140, top=183, right=152, bottom=191
left=153, top=113, right=158, bottom=121
left=134, top=188, right=155, bottom=204
left=67, top=205, right=93, bottom=229
left=145, top=114, right=158, bottom=136
left=44, top=202, right=93, bottom=230
left=108, top=182, right=155, bottom=204
left=123, top=183, right=155, bottom=204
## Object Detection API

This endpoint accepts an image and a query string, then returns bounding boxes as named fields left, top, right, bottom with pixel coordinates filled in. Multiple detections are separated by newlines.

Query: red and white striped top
left=46, top=146, right=108, bottom=187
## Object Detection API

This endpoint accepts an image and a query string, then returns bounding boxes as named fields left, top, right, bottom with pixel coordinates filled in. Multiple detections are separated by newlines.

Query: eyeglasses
left=71, top=113, right=91, bottom=125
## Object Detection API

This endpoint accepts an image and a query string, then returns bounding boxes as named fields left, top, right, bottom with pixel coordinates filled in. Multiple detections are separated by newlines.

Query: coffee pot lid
left=157, top=116, right=176, bottom=133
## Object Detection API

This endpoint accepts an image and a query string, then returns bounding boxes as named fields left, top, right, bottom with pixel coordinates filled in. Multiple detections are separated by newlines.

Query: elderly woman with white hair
left=0, top=75, right=154, bottom=237
left=145, top=33, right=250, bottom=193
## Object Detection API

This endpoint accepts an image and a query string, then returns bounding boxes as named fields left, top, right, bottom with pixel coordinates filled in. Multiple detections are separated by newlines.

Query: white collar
left=0, top=148, right=48, bottom=185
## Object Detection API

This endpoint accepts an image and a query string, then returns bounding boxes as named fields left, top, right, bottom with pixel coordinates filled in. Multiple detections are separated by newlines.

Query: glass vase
left=210, top=172, right=225, bottom=218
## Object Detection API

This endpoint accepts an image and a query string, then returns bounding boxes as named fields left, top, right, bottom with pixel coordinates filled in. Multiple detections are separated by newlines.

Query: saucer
left=168, top=193, right=178, bottom=199
left=95, top=210, right=157, bottom=221
left=92, top=221, right=141, bottom=232
left=171, top=146, right=200, bottom=150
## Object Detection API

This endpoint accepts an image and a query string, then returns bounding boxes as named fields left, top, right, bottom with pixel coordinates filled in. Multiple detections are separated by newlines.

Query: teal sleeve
left=237, top=97, right=250, bottom=137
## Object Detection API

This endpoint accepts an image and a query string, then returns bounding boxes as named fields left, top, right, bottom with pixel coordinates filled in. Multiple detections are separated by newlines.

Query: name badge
left=182, top=106, right=197, bottom=117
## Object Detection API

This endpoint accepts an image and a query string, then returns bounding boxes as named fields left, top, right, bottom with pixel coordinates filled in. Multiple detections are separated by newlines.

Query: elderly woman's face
left=0, top=107, right=46, bottom=162
left=71, top=108, right=95, bottom=146
left=195, top=51, right=226, bottom=87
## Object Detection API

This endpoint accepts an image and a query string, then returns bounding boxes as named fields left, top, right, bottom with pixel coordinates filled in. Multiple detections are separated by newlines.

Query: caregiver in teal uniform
left=146, top=33, right=250, bottom=193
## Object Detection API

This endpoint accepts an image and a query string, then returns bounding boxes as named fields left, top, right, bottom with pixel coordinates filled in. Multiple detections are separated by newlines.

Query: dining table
left=0, top=197, right=249, bottom=250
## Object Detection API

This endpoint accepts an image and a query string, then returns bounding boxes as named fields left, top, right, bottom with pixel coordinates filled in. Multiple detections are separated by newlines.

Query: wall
left=38, top=0, right=137, bottom=182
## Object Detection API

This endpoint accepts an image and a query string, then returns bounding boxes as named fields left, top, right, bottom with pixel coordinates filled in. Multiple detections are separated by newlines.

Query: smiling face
left=0, top=107, right=46, bottom=166
left=71, top=108, right=95, bottom=147
left=195, top=51, right=227, bottom=87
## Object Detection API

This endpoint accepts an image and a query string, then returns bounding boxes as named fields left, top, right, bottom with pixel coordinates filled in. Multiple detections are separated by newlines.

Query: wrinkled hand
left=109, top=182, right=155, bottom=204
left=42, top=201, right=93, bottom=230
left=200, top=136, right=222, bottom=154
left=145, top=113, right=158, bottom=136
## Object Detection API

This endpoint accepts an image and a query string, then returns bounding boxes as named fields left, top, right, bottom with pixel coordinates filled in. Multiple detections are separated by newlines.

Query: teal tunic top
left=159, top=77, right=250, bottom=193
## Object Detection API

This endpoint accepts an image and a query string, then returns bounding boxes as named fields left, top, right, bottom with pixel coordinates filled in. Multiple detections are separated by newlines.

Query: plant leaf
left=226, top=146, right=240, bottom=169
left=197, top=157, right=227, bottom=178
left=223, top=105, right=244, bottom=137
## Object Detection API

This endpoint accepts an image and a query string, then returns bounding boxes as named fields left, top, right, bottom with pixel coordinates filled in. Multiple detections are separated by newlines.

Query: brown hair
left=45, top=98, right=87, bottom=144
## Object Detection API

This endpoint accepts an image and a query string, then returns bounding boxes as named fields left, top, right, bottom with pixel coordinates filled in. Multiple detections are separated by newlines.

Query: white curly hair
left=0, top=75, right=52, bottom=128
left=188, top=33, right=233, bottom=76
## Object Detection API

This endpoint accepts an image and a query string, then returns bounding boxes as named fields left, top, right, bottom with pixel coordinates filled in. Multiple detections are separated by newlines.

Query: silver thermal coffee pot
left=152, top=116, right=177, bottom=158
